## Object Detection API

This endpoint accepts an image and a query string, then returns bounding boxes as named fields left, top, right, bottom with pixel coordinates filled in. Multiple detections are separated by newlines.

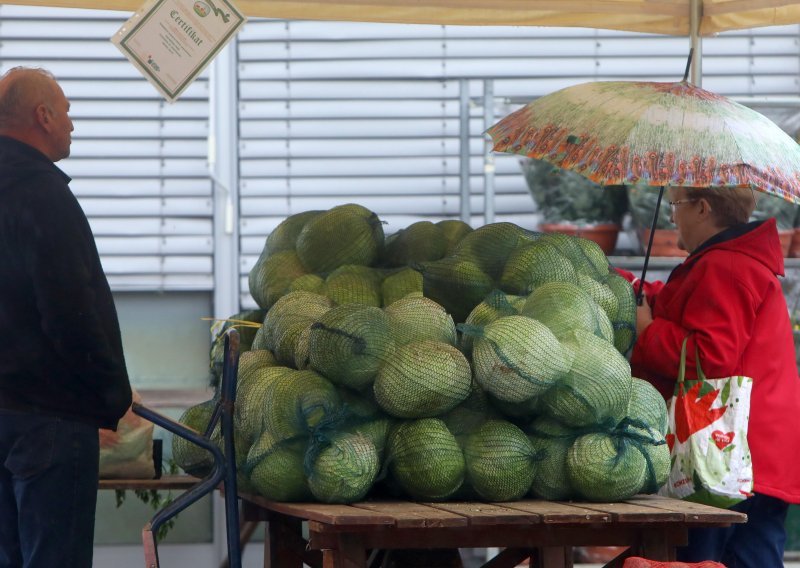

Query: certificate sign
left=112, top=0, right=246, bottom=102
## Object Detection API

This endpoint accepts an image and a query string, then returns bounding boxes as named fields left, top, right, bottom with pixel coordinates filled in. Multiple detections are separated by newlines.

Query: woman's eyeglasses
left=668, top=199, right=697, bottom=212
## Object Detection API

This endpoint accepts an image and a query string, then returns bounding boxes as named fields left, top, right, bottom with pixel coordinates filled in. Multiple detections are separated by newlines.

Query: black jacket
left=0, top=136, right=131, bottom=429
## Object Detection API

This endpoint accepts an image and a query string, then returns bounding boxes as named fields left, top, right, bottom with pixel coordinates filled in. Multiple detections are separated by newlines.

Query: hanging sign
left=112, top=0, right=246, bottom=102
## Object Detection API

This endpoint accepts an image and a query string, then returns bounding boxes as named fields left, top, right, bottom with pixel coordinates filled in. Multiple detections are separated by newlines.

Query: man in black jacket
left=0, top=67, right=132, bottom=567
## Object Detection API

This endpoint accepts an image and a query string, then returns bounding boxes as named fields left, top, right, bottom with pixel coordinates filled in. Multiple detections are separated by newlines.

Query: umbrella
left=486, top=55, right=800, bottom=302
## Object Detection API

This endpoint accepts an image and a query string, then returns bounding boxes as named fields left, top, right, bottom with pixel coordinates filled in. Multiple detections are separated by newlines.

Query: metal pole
left=210, top=40, right=241, bottom=319
left=459, top=79, right=471, bottom=223
left=689, top=0, right=702, bottom=87
left=483, top=79, right=496, bottom=225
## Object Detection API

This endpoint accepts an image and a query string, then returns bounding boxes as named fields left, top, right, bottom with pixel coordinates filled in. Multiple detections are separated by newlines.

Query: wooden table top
left=98, top=475, right=201, bottom=491
left=239, top=493, right=747, bottom=530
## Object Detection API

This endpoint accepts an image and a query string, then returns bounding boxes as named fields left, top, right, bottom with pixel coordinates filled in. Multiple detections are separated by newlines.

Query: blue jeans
left=676, top=493, right=789, bottom=567
left=0, top=410, right=99, bottom=568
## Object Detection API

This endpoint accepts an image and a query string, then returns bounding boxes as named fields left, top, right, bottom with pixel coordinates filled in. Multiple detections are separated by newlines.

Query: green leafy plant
left=521, top=158, right=627, bottom=226
left=750, top=195, right=798, bottom=230
left=626, top=183, right=673, bottom=230
left=114, top=461, right=180, bottom=541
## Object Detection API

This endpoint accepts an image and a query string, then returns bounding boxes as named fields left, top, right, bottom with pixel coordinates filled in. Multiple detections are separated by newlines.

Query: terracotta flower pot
left=638, top=228, right=688, bottom=257
left=539, top=222, right=620, bottom=255
left=790, top=228, right=800, bottom=258
left=778, top=229, right=793, bottom=257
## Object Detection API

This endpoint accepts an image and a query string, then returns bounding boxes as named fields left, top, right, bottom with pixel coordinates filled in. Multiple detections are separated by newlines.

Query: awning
left=6, top=0, right=800, bottom=36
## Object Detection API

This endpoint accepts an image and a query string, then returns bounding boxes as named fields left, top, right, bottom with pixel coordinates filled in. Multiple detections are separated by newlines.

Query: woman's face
left=668, top=187, right=701, bottom=253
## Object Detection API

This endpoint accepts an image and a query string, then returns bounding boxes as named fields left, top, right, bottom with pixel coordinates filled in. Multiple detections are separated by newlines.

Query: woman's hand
left=636, top=292, right=654, bottom=336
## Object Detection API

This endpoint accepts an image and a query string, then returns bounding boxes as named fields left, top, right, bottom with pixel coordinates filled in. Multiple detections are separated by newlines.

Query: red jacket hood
left=684, top=217, right=784, bottom=278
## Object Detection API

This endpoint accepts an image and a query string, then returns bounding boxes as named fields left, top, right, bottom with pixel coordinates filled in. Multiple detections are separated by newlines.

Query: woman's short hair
left=685, top=186, right=758, bottom=227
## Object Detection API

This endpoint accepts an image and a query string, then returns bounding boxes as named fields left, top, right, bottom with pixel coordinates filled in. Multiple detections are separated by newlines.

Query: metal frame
left=132, top=328, right=242, bottom=568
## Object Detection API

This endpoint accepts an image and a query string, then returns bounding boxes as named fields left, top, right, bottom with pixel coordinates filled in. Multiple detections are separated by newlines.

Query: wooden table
left=98, top=475, right=201, bottom=491
left=240, top=494, right=746, bottom=568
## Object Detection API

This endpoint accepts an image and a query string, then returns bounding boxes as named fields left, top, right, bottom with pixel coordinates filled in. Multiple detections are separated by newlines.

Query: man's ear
left=34, top=103, right=51, bottom=130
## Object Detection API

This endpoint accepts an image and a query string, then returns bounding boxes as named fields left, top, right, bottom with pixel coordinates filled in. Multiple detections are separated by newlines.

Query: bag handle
left=678, top=335, right=710, bottom=384
left=677, top=336, right=689, bottom=385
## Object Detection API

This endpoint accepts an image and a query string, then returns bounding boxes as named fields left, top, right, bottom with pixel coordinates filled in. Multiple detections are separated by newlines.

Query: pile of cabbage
left=176, top=204, right=668, bottom=504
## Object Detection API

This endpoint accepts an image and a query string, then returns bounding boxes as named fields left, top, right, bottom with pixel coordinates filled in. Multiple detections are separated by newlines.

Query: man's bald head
left=0, top=66, right=73, bottom=161
left=0, top=67, right=59, bottom=130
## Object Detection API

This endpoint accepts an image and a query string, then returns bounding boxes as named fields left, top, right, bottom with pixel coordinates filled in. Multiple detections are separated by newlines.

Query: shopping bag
left=658, top=337, right=753, bottom=508
left=99, top=389, right=156, bottom=479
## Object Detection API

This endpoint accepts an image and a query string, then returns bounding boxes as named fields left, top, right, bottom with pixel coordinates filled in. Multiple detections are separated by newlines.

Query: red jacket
left=619, top=218, right=800, bottom=504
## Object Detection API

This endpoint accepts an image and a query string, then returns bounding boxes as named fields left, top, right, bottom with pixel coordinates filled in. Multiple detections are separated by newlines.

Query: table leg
left=535, top=546, right=572, bottom=568
left=322, top=534, right=366, bottom=568
left=638, top=527, right=683, bottom=561
left=264, top=514, right=304, bottom=568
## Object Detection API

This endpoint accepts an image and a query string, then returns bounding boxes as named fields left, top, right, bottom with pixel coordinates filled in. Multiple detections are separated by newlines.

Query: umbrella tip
left=682, top=48, right=694, bottom=83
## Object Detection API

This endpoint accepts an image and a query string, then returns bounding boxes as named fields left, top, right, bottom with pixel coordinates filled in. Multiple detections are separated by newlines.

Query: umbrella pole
left=637, top=185, right=666, bottom=306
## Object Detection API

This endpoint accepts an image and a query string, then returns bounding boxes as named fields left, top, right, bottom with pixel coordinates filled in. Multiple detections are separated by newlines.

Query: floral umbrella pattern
left=487, top=81, right=800, bottom=205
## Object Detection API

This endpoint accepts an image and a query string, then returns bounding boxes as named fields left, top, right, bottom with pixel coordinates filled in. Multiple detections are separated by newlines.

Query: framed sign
left=112, top=0, right=246, bottom=102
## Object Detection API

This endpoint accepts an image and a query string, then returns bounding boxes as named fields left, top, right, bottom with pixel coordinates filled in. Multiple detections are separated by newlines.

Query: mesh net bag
left=459, top=289, right=521, bottom=355
left=451, top=222, right=537, bottom=280
left=578, top=273, right=619, bottom=319
left=308, top=303, right=395, bottom=391
left=288, top=273, right=326, bottom=295
left=381, top=267, right=424, bottom=307
left=296, top=203, right=385, bottom=274
left=441, top=379, right=499, bottom=443
left=235, top=365, right=295, bottom=447
left=417, top=256, right=495, bottom=324
left=270, top=302, right=333, bottom=367
left=381, top=220, right=448, bottom=267
left=260, top=290, right=333, bottom=353
left=499, top=239, right=578, bottom=295
left=265, top=209, right=322, bottom=255
left=468, top=315, right=570, bottom=404
left=538, top=232, right=609, bottom=282
left=567, top=431, right=648, bottom=502
left=527, top=415, right=579, bottom=500
left=623, top=559, right=726, bottom=568
left=248, top=250, right=309, bottom=310
left=463, top=419, right=538, bottom=502
left=262, top=369, right=342, bottom=441
left=606, top=271, right=637, bottom=355
left=336, top=387, right=393, bottom=460
left=627, top=377, right=669, bottom=437
left=172, top=400, right=216, bottom=477
left=373, top=339, right=472, bottom=418
left=244, top=429, right=312, bottom=502
left=436, top=219, right=473, bottom=255
left=521, top=281, right=614, bottom=343
left=387, top=418, right=465, bottom=501
left=541, top=329, right=633, bottom=428
left=306, top=431, right=380, bottom=504
left=324, top=265, right=384, bottom=307
left=209, top=308, right=266, bottom=386
left=384, top=296, right=456, bottom=347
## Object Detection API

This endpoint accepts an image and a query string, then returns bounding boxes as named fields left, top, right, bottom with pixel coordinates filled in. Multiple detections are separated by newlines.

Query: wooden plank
left=240, top=495, right=395, bottom=526
left=351, top=501, right=467, bottom=529
left=322, top=534, right=365, bottom=568
left=570, top=500, right=684, bottom=523
left=624, top=495, right=748, bottom=524
left=422, top=501, right=538, bottom=526
left=98, top=475, right=200, bottom=491
left=499, top=500, right=610, bottom=524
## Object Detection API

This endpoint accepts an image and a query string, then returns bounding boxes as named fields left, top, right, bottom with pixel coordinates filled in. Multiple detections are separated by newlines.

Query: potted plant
left=750, top=195, right=797, bottom=257
left=521, top=158, right=627, bottom=254
left=626, top=182, right=687, bottom=257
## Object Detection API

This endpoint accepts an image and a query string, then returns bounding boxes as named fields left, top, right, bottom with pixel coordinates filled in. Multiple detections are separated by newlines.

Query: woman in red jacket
left=621, top=185, right=800, bottom=567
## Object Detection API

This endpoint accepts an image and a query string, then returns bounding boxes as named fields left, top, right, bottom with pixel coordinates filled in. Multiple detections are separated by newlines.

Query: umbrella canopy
left=486, top=80, right=800, bottom=205
left=6, top=0, right=800, bottom=36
